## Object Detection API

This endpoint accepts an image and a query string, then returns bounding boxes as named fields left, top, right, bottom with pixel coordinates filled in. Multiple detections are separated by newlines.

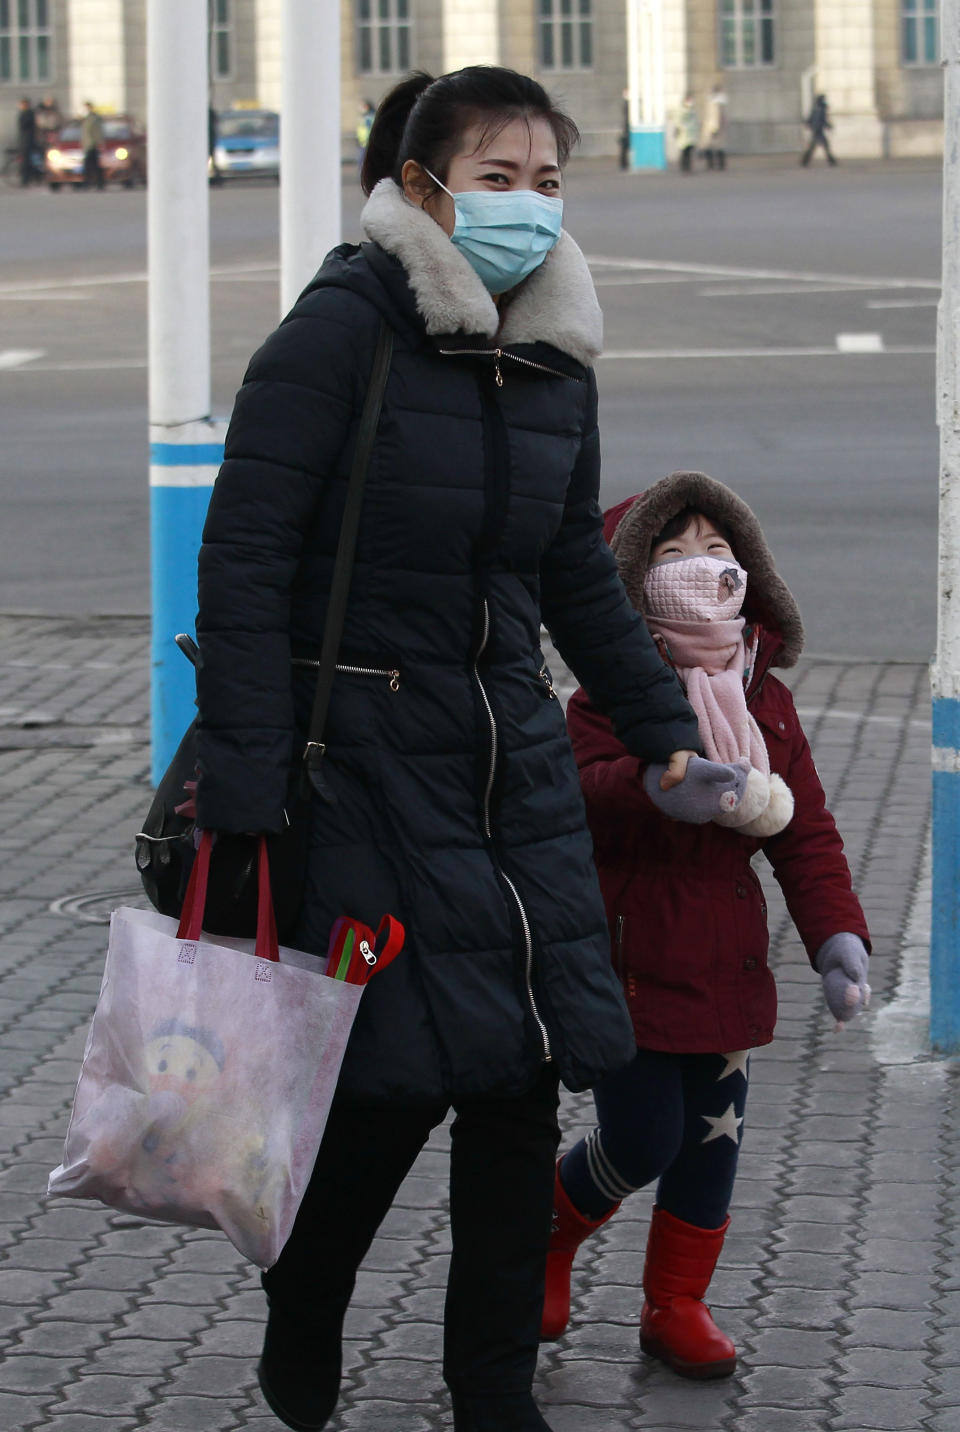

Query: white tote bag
left=48, top=835, right=402, bottom=1268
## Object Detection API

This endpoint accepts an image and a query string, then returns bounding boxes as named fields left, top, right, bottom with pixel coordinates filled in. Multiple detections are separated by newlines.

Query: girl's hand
left=660, top=749, right=698, bottom=790
left=815, top=933, right=870, bottom=1028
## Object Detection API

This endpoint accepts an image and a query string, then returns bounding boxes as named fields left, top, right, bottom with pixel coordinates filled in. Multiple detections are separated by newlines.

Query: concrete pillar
left=812, top=0, right=884, bottom=156
left=68, top=0, right=126, bottom=114
left=442, top=0, right=500, bottom=70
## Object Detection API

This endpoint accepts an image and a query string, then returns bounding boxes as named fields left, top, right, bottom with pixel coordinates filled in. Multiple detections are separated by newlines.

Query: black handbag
left=135, top=319, right=395, bottom=940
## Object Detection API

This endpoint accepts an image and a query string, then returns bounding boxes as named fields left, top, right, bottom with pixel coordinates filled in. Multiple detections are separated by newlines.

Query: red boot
left=540, top=1161, right=619, bottom=1340
left=639, top=1206, right=736, bottom=1379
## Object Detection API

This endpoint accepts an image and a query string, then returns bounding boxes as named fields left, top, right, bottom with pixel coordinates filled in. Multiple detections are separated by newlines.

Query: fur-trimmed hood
left=360, top=178, right=603, bottom=367
left=606, top=471, right=804, bottom=668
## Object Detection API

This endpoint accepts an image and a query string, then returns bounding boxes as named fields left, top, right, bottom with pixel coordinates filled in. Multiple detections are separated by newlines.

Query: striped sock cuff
left=584, top=1127, right=640, bottom=1203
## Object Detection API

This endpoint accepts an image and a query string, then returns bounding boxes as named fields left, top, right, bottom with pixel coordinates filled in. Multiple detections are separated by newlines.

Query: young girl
left=541, top=470, right=871, bottom=1379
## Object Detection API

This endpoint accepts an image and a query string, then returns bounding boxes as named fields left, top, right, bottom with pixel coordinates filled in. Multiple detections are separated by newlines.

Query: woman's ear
left=401, top=160, right=434, bottom=206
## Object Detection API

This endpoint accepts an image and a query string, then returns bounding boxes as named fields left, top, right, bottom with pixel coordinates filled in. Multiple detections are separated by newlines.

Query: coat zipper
left=539, top=663, right=557, bottom=699
left=474, top=597, right=552, bottom=1063
left=437, top=346, right=582, bottom=384
left=292, top=657, right=400, bottom=691
left=614, top=916, right=625, bottom=978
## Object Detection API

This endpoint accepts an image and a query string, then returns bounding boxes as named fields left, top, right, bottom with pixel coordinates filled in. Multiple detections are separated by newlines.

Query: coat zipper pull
left=494, top=350, right=503, bottom=388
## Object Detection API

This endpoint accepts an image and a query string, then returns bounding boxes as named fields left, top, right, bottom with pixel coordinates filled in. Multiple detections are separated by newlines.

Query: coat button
left=778, top=720, right=786, bottom=731
left=743, top=957, right=757, bottom=971
left=736, top=884, right=747, bottom=898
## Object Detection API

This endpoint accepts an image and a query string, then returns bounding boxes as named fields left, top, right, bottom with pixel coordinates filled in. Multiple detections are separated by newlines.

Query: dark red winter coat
left=567, top=475, right=870, bottom=1055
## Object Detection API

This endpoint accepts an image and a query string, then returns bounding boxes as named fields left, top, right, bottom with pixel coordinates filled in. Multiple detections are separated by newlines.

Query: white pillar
left=626, top=0, right=667, bottom=170
left=280, top=0, right=342, bottom=316
left=147, top=0, right=217, bottom=782
left=68, top=0, right=126, bottom=114
left=931, top=0, right=960, bottom=1053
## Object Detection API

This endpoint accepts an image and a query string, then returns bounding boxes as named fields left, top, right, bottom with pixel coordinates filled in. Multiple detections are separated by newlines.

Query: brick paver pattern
left=0, top=612, right=955, bottom=1432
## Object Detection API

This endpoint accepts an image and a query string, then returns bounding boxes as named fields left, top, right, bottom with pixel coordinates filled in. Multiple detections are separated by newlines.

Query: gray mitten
left=643, top=755, right=750, bottom=825
left=815, top=933, right=870, bottom=1025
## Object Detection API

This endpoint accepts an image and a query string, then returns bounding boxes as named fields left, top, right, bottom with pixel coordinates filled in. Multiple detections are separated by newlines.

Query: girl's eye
left=539, top=180, right=561, bottom=193
left=480, top=172, right=510, bottom=185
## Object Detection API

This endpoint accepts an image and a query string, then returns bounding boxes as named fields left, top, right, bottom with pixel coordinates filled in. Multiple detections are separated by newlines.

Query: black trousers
left=801, top=132, right=836, bottom=166
left=263, top=1067, right=561, bottom=1398
left=83, top=147, right=104, bottom=189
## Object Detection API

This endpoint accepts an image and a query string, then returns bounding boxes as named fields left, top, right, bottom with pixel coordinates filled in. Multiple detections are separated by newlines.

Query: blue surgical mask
left=425, top=169, right=563, bottom=295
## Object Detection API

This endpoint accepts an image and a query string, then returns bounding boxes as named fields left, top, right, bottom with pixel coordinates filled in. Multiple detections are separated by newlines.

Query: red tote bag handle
left=177, top=832, right=280, bottom=963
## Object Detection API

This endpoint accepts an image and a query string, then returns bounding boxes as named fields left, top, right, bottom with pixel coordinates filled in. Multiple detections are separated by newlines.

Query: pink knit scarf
left=644, top=556, right=769, bottom=776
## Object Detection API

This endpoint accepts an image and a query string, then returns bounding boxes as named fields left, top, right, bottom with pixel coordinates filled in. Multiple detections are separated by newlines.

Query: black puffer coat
left=196, top=179, right=700, bottom=1103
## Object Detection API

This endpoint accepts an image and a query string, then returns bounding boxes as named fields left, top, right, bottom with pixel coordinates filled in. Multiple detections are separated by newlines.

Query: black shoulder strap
left=304, top=319, right=394, bottom=785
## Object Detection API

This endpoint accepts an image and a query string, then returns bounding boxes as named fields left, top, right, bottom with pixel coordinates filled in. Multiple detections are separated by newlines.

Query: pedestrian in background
left=34, top=93, right=62, bottom=150
left=700, top=83, right=728, bottom=171
left=16, top=96, right=37, bottom=187
left=541, top=472, right=870, bottom=1380
left=675, top=94, right=698, bottom=174
left=355, top=96, right=375, bottom=170
left=208, top=105, right=222, bottom=186
left=618, top=87, right=630, bottom=171
left=194, top=64, right=707, bottom=1432
left=81, top=100, right=104, bottom=190
left=801, top=92, right=837, bottom=166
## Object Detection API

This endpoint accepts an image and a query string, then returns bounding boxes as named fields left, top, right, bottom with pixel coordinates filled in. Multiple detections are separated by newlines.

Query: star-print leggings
left=559, top=1048, right=749, bottom=1230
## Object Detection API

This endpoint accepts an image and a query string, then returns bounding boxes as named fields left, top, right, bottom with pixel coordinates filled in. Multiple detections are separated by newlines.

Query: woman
left=195, top=66, right=704, bottom=1432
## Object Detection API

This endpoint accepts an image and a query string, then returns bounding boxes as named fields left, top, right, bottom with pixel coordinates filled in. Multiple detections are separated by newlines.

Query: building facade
left=1, top=1, right=943, bottom=159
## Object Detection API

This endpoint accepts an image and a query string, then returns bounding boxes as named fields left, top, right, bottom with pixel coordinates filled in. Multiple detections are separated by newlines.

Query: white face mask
left=423, top=168, right=563, bottom=294
left=644, top=554, right=748, bottom=623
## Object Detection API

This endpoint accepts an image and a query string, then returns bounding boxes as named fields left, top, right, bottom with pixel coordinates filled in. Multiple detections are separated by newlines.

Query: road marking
left=0, top=349, right=45, bottom=369
left=0, top=291, right=90, bottom=302
left=2, top=357, right=148, bottom=372
left=0, top=259, right=278, bottom=298
left=585, top=253, right=939, bottom=290
left=867, top=298, right=940, bottom=309
left=836, top=332, right=884, bottom=352
left=699, top=281, right=930, bottom=298
left=600, top=343, right=931, bottom=361
left=593, top=274, right=710, bottom=287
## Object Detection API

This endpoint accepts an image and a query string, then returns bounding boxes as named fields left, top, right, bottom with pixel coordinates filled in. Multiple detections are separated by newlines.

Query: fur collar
left=608, top=471, right=804, bottom=669
left=361, top=179, right=603, bottom=366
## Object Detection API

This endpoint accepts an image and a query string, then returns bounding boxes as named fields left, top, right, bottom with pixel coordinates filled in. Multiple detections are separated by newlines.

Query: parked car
left=212, top=109, right=279, bottom=181
left=45, top=115, right=147, bottom=190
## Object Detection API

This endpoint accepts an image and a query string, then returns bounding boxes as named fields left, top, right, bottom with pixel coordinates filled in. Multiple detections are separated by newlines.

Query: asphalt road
left=0, top=156, right=942, bottom=659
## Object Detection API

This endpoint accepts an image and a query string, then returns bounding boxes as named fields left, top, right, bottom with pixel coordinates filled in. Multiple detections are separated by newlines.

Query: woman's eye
left=480, top=172, right=510, bottom=185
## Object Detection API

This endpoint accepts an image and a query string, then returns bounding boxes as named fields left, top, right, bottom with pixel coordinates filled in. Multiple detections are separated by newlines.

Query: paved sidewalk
left=0, top=612, right=954, bottom=1432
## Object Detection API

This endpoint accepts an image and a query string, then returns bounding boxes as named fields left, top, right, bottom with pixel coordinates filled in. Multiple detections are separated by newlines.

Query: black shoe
left=257, top=1308, right=341, bottom=1432
left=451, top=1392, right=554, bottom=1431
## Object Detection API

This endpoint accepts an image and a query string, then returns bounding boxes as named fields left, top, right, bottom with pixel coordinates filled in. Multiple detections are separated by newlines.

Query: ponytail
left=360, top=70, right=433, bottom=195
left=360, top=65, right=579, bottom=198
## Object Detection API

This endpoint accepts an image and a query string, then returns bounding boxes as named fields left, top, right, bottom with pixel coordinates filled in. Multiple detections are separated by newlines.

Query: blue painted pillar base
left=930, top=694, right=960, bottom=1054
left=150, top=422, right=227, bottom=785
left=629, top=127, right=667, bottom=171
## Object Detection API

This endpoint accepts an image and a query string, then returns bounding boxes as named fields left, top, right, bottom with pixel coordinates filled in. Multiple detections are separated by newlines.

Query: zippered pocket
left=292, top=657, right=400, bottom=691
left=614, top=915, right=625, bottom=978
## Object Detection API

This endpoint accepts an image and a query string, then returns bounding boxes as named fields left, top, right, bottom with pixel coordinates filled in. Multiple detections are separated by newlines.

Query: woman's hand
left=659, top=749, right=697, bottom=790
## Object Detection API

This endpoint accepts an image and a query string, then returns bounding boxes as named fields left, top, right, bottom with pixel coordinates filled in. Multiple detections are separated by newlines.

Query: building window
left=719, top=0, right=776, bottom=69
left=210, top=0, right=233, bottom=81
left=0, top=0, right=53, bottom=84
left=356, top=0, right=411, bottom=76
left=539, top=0, right=594, bottom=72
left=902, top=0, right=939, bottom=65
